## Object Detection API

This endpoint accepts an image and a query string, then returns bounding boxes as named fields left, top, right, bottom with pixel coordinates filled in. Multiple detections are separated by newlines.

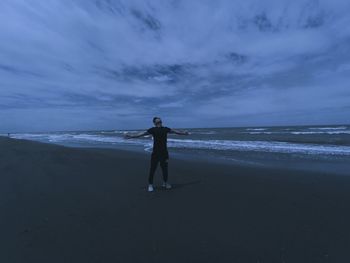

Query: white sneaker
left=162, top=182, right=172, bottom=189
left=148, top=184, right=154, bottom=192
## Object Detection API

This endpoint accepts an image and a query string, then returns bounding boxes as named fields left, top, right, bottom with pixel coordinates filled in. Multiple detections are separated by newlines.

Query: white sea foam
left=194, top=131, right=217, bottom=135
left=114, top=130, right=139, bottom=134
left=166, top=139, right=350, bottom=155
left=11, top=133, right=350, bottom=156
left=246, top=128, right=267, bottom=131
left=308, top=126, right=347, bottom=130
left=12, top=133, right=136, bottom=145
left=247, top=132, right=273, bottom=134
left=244, top=130, right=350, bottom=135
left=291, top=131, right=350, bottom=135
left=12, top=133, right=51, bottom=140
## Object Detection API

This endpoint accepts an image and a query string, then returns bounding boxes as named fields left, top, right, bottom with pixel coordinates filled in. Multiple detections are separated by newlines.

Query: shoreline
left=7, top=135, right=350, bottom=176
left=1, top=136, right=350, bottom=262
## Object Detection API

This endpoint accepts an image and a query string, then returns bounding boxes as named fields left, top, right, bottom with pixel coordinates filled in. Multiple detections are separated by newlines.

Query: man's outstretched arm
left=124, top=131, right=149, bottom=139
left=170, top=129, right=190, bottom=135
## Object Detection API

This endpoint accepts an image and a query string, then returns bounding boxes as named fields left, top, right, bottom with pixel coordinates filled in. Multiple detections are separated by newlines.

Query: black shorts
left=151, top=151, right=169, bottom=160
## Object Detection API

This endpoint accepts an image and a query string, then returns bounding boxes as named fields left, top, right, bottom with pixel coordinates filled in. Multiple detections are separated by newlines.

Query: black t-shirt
left=147, top=126, right=172, bottom=155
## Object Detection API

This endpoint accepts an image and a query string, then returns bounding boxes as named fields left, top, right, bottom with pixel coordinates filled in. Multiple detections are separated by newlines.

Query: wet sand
left=1, top=136, right=349, bottom=262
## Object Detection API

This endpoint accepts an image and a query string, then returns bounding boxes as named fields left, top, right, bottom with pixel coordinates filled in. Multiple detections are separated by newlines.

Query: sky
left=1, top=0, right=350, bottom=132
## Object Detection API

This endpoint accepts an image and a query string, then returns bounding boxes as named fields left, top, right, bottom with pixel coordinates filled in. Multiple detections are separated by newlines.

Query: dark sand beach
left=1, top=136, right=350, bottom=263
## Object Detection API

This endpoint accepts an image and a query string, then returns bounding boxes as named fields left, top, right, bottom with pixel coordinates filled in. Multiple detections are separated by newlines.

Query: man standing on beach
left=125, top=117, right=189, bottom=192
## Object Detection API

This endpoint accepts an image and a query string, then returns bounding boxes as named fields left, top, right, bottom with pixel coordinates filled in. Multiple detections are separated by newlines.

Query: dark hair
left=153, top=116, right=160, bottom=123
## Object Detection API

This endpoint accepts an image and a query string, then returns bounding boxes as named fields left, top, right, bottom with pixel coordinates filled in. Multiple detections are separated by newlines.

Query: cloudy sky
left=1, top=0, right=350, bottom=132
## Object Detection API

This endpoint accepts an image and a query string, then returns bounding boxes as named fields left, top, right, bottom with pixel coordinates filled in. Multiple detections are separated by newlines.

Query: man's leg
left=160, top=158, right=168, bottom=183
left=148, top=154, right=159, bottom=185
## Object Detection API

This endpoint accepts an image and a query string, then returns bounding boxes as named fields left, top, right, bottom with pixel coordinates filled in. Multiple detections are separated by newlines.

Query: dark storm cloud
left=0, top=0, right=350, bottom=132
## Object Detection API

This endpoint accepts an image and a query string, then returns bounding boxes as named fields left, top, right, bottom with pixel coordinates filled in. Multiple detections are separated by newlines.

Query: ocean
left=8, top=124, right=350, bottom=175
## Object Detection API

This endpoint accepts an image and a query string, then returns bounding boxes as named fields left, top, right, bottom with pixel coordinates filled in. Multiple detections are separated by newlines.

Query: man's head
left=153, top=117, right=162, bottom=127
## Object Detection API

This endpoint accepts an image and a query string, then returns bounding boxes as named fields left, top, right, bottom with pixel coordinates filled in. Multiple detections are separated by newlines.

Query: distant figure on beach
left=7, top=133, right=10, bottom=137
left=125, top=117, right=190, bottom=192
